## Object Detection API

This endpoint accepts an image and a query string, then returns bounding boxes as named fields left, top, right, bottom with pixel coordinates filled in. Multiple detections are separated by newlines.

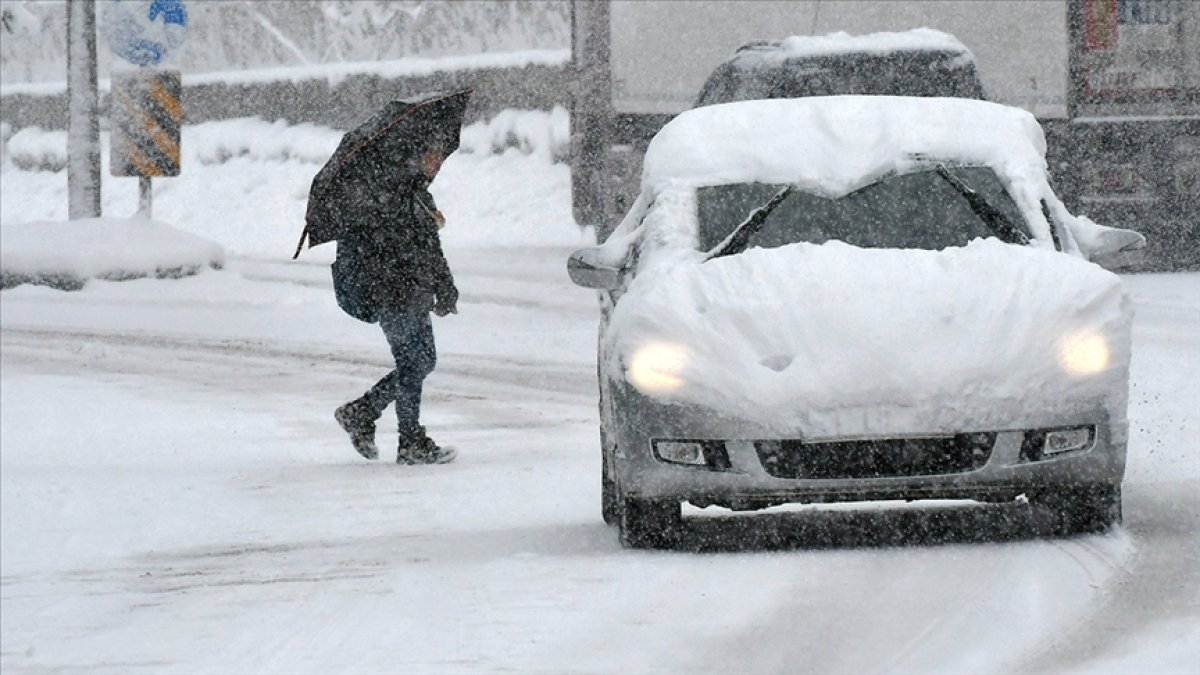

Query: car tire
left=1032, top=484, right=1122, bottom=536
left=617, top=496, right=681, bottom=549
left=601, top=437, right=620, bottom=526
left=598, top=350, right=620, bottom=526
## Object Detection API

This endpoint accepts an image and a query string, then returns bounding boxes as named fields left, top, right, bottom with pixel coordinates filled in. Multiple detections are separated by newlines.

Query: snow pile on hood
left=775, top=28, right=972, bottom=59
left=641, top=96, right=1102, bottom=253
left=605, top=238, right=1132, bottom=437
left=0, top=217, right=225, bottom=288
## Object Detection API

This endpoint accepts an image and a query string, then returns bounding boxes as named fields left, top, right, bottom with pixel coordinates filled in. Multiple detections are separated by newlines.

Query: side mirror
left=568, top=247, right=625, bottom=290
left=1089, top=228, right=1147, bottom=272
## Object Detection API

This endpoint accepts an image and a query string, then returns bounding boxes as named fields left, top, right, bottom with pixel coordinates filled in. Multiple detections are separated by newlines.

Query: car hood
left=603, top=238, right=1132, bottom=437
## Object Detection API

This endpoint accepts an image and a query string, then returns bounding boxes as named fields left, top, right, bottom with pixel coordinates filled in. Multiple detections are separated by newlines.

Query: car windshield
left=695, top=51, right=985, bottom=107
left=695, top=166, right=1031, bottom=253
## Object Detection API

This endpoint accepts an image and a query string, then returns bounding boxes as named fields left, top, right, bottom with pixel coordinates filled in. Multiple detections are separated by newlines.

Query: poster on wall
left=1080, top=0, right=1200, bottom=97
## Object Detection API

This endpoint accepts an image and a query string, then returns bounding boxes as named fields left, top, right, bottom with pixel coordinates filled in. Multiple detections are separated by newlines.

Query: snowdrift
left=0, top=110, right=583, bottom=259
left=0, top=217, right=225, bottom=290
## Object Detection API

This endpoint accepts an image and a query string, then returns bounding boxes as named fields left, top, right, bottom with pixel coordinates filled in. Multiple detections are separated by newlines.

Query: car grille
left=755, top=433, right=996, bottom=480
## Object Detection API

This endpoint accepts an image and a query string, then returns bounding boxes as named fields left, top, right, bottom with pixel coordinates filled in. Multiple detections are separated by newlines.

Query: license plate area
left=755, top=433, right=996, bottom=480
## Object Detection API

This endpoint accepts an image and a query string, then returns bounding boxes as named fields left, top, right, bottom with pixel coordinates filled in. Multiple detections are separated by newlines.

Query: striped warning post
left=110, top=69, right=182, bottom=177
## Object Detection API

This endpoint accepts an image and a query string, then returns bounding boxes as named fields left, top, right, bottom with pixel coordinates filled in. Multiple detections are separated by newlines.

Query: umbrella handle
left=292, top=223, right=309, bottom=260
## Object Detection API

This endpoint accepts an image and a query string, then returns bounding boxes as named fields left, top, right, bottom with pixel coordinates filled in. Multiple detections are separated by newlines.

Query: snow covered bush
left=459, top=106, right=569, bottom=163
left=0, top=113, right=583, bottom=258
left=184, top=119, right=342, bottom=166
left=6, top=126, right=66, bottom=172
left=0, top=108, right=566, bottom=174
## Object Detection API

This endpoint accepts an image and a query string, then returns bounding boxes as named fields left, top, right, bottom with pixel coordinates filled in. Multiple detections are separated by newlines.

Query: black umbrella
left=293, top=88, right=472, bottom=258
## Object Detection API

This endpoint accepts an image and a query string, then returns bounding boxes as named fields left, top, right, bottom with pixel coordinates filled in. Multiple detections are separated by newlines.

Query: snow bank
left=776, top=28, right=973, bottom=59
left=459, top=106, right=569, bottom=162
left=605, top=238, right=1132, bottom=437
left=186, top=49, right=570, bottom=88
left=4, top=121, right=341, bottom=171
left=0, top=111, right=583, bottom=260
left=185, top=118, right=342, bottom=166
left=0, top=217, right=225, bottom=290
left=2, top=108, right=568, bottom=171
left=6, top=126, right=67, bottom=171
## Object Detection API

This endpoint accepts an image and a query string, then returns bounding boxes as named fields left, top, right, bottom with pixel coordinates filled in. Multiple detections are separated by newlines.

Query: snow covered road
left=2, top=250, right=1196, bottom=673
left=2, top=118, right=1196, bottom=672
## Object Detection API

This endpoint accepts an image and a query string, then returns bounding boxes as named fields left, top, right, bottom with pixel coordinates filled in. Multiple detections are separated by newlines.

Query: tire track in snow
left=0, top=325, right=593, bottom=398
left=1015, top=480, right=1200, bottom=673
left=0, top=326, right=597, bottom=435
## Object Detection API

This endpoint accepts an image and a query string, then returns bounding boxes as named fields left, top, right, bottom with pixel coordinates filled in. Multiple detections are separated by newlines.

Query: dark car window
left=695, top=167, right=1031, bottom=252
left=695, top=51, right=985, bottom=108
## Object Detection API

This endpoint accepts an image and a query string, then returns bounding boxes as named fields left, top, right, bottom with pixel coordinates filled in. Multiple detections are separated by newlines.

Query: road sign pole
left=104, top=1, right=188, bottom=218
left=138, top=176, right=153, bottom=218
left=110, top=69, right=182, bottom=215
left=67, top=0, right=101, bottom=219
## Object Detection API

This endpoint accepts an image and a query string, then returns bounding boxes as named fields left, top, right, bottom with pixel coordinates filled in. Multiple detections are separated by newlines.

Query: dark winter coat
left=332, top=175, right=457, bottom=322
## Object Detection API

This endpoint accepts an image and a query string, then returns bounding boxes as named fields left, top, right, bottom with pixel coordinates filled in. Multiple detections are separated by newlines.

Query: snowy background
left=1, top=0, right=570, bottom=84
left=1, top=0, right=1198, bottom=672
left=2, top=101, right=1198, bottom=675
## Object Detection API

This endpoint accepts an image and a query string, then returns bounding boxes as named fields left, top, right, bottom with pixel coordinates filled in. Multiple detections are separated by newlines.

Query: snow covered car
left=568, top=96, right=1143, bottom=549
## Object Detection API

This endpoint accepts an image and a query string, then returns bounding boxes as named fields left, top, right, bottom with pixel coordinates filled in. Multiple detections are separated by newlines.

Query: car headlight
left=1057, top=331, right=1109, bottom=376
left=627, top=342, right=690, bottom=394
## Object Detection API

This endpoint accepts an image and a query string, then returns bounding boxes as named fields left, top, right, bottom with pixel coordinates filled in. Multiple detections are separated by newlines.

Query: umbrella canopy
left=294, top=88, right=472, bottom=258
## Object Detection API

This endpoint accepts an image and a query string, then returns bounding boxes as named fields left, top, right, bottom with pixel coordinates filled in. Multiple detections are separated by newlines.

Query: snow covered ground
left=1, top=116, right=1197, bottom=673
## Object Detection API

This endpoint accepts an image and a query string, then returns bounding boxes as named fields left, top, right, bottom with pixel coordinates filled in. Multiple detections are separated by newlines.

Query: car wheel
left=601, top=435, right=620, bottom=526
left=618, top=496, right=681, bottom=549
left=598, top=352, right=620, bottom=526
left=1032, top=484, right=1122, bottom=536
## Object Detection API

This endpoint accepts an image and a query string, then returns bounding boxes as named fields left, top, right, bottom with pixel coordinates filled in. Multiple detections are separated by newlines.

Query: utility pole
left=67, top=0, right=101, bottom=219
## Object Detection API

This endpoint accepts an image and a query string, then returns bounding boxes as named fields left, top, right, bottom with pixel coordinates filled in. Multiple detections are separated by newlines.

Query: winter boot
left=396, top=425, right=456, bottom=465
left=334, top=400, right=379, bottom=460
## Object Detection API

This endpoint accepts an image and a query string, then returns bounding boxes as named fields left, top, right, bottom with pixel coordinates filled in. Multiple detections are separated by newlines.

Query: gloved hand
left=434, top=287, right=459, bottom=317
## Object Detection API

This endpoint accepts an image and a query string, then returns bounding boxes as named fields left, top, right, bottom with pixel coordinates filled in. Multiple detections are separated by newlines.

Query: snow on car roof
left=641, top=95, right=1048, bottom=198
left=772, top=28, right=973, bottom=59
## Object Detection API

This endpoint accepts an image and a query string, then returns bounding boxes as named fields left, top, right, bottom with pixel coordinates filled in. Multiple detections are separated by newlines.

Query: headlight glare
left=628, top=342, right=689, bottom=393
left=1057, top=332, right=1109, bottom=376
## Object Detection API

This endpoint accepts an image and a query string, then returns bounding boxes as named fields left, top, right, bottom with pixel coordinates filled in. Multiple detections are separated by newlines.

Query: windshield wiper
left=706, top=184, right=795, bottom=260
left=935, top=165, right=1029, bottom=245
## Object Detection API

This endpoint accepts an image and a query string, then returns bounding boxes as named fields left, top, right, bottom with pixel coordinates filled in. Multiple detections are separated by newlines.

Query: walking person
left=332, top=139, right=459, bottom=464
left=293, top=90, right=472, bottom=464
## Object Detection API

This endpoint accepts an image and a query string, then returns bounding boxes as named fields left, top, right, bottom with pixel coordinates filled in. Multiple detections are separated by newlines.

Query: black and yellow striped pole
left=110, top=69, right=182, bottom=218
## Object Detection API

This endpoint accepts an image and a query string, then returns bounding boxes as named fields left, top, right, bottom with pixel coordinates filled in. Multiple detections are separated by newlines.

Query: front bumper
left=609, top=383, right=1127, bottom=508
